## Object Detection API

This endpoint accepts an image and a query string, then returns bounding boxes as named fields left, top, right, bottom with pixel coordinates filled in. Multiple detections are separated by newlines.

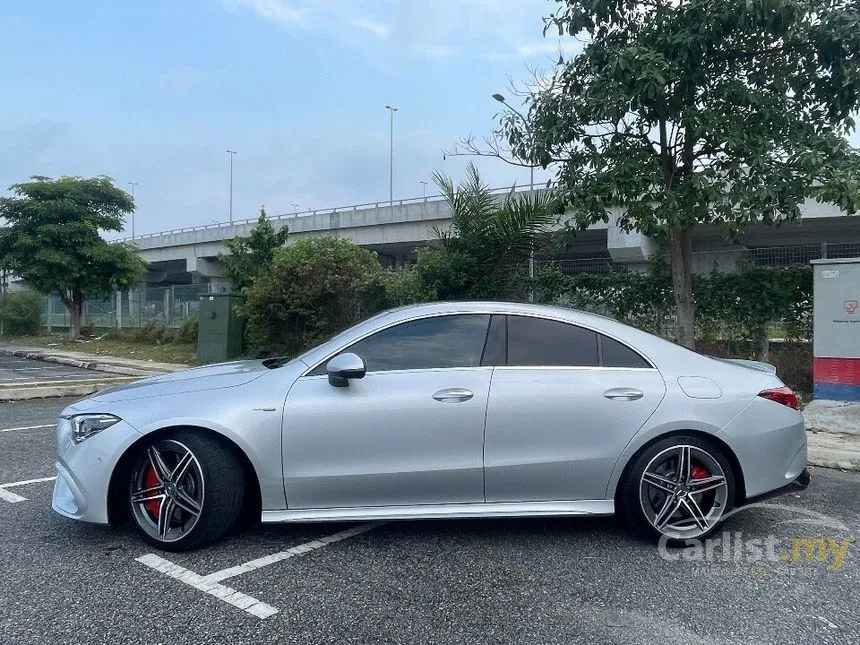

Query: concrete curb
left=0, top=348, right=175, bottom=377
left=807, top=431, right=860, bottom=472
left=0, top=378, right=138, bottom=402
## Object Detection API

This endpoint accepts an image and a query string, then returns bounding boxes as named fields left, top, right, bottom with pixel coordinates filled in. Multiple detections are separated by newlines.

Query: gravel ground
left=1, top=398, right=857, bottom=645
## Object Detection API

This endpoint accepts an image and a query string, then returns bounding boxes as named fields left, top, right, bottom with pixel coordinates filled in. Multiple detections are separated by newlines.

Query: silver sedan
left=52, top=301, right=810, bottom=550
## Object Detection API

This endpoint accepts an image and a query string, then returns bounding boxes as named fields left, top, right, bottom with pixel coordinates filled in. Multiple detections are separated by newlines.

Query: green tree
left=498, top=0, right=860, bottom=348
left=241, top=237, right=382, bottom=354
left=0, top=176, right=146, bottom=339
left=219, top=206, right=289, bottom=293
left=417, top=163, right=555, bottom=299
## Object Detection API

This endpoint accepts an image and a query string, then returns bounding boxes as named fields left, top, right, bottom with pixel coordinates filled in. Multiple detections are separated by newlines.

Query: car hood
left=85, top=359, right=272, bottom=403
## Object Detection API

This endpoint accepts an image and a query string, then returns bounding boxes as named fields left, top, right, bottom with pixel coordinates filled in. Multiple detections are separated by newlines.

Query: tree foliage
left=534, top=262, right=813, bottom=356
left=240, top=237, right=383, bottom=354
left=418, top=163, right=555, bottom=299
left=0, top=176, right=147, bottom=339
left=219, top=207, right=289, bottom=293
left=0, top=291, right=43, bottom=336
left=500, top=0, right=860, bottom=348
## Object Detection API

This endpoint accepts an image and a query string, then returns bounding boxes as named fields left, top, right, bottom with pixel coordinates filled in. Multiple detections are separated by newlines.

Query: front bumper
left=51, top=417, right=142, bottom=524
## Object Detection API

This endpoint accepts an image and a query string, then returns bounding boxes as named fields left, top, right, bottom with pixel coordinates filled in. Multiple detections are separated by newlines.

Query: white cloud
left=221, top=0, right=309, bottom=28
left=517, top=41, right=563, bottom=57
left=349, top=17, right=391, bottom=39
left=419, top=45, right=458, bottom=59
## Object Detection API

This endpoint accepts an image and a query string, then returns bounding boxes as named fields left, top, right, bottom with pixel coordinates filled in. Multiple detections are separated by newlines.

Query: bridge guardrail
left=115, top=185, right=541, bottom=244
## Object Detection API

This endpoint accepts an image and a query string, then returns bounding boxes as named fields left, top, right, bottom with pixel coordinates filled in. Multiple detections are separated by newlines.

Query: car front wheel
left=621, top=435, right=735, bottom=542
left=128, top=430, right=245, bottom=551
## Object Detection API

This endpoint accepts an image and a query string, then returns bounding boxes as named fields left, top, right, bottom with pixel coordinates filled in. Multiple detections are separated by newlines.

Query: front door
left=283, top=314, right=494, bottom=509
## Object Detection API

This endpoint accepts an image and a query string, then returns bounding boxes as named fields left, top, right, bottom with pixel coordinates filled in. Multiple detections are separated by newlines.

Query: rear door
left=484, top=315, right=666, bottom=502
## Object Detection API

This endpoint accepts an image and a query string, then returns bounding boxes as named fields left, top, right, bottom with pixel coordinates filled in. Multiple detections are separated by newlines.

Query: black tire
left=619, top=434, right=736, bottom=543
left=128, top=429, right=245, bottom=551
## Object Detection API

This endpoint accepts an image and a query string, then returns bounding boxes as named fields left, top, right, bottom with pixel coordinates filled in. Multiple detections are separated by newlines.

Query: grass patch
left=0, top=334, right=197, bottom=365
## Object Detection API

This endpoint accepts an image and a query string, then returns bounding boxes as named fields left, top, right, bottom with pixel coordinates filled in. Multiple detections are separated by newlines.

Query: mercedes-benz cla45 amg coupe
left=52, top=302, right=809, bottom=550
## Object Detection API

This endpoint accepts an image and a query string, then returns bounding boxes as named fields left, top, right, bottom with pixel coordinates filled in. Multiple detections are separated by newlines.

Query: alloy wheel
left=130, top=439, right=205, bottom=544
left=638, top=444, right=729, bottom=540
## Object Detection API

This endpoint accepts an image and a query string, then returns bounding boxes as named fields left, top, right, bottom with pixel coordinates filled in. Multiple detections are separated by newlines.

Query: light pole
left=127, top=181, right=139, bottom=240
left=385, top=105, right=398, bottom=211
left=419, top=180, right=428, bottom=199
left=226, top=149, right=237, bottom=224
left=291, top=203, right=300, bottom=214
left=493, top=93, right=536, bottom=294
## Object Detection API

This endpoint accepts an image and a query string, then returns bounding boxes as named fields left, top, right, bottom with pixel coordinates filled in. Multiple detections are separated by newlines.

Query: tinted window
left=600, top=335, right=651, bottom=368
left=480, top=315, right=507, bottom=366
left=325, top=314, right=491, bottom=373
left=507, top=316, right=599, bottom=367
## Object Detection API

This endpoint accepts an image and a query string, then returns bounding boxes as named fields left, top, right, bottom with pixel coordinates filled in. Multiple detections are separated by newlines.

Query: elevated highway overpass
left=122, top=188, right=856, bottom=290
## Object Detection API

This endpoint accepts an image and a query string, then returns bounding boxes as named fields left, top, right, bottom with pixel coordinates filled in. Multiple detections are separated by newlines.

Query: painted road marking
left=0, top=476, right=57, bottom=503
left=135, top=521, right=383, bottom=619
left=136, top=554, right=280, bottom=619
left=203, top=521, right=384, bottom=582
left=0, top=424, right=54, bottom=433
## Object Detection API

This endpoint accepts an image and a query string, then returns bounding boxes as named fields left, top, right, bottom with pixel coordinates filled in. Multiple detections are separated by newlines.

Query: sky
left=0, top=0, right=573, bottom=237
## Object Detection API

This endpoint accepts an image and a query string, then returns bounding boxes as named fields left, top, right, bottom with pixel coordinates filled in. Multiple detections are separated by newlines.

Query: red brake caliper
left=690, top=464, right=709, bottom=480
left=143, top=466, right=161, bottom=518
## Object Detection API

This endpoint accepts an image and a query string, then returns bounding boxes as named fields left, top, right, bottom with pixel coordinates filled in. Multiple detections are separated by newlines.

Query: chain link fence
left=44, top=284, right=210, bottom=332
left=537, top=241, right=860, bottom=275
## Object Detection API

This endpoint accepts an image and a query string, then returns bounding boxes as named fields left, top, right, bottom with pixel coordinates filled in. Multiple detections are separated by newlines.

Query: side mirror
left=326, top=353, right=366, bottom=387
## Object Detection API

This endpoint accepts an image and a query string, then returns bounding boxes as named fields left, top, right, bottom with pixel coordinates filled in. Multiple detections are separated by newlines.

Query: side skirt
left=261, top=500, right=615, bottom=523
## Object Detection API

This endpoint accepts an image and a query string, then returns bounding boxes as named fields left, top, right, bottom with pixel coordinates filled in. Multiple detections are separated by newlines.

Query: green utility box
left=197, top=294, right=244, bottom=363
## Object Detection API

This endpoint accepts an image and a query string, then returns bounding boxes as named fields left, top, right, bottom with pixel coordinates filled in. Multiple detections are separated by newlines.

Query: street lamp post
left=291, top=203, right=300, bottom=214
left=385, top=105, right=398, bottom=211
left=492, top=93, right=536, bottom=294
left=419, top=180, right=428, bottom=199
left=127, top=181, right=139, bottom=240
left=226, top=149, right=237, bottom=224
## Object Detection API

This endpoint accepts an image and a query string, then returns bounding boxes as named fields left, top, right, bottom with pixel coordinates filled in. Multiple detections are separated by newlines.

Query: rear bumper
left=744, top=467, right=810, bottom=505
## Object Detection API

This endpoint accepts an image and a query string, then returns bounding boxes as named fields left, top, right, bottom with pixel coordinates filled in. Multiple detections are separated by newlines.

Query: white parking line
left=0, top=424, right=54, bottom=433
left=6, top=365, right=63, bottom=372
left=135, top=521, right=384, bottom=619
left=203, top=521, right=384, bottom=582
left=136, top=554, right=279, bottom=618
left=0, top=476, right=57, bottom=503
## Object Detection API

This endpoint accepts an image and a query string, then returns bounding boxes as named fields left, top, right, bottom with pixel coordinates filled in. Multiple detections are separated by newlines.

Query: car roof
left=373, top=300, right=618, bottom=330
left=297, top=300, right=685, bottom=370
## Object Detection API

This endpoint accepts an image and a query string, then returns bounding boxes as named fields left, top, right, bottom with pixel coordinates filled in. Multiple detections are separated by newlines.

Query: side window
left=480, top=315, right=507, bottom=366
left=313, top=314, right=491, bottom=374
left=507, top=316, right=599, bottom=367
left=600, top=334, right=652, bottom=368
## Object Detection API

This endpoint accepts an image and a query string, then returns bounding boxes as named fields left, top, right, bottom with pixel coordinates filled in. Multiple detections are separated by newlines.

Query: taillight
left=758, top=386, right=799, bottom=410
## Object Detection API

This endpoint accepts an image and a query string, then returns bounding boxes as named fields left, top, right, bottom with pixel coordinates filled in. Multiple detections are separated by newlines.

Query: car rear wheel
left=621, top=435, right=735, bottom=542
left=128, top=430, right=244, bottom=551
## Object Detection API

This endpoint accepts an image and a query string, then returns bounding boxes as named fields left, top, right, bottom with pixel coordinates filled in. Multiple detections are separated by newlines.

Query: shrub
left=107, top=317, right=198, bottom=345
left=175, top=316, right=199, bottom=344
left=0, top=291, right=43, bottom=336
left=240, top=237, right=384, bottom=354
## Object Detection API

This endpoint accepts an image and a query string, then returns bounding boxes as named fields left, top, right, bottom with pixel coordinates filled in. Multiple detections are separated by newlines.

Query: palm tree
left=430, top=163, right=555, bottom=299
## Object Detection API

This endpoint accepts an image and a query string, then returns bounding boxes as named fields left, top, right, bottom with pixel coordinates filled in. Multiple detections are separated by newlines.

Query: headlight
left=67, top=414, right=121, bottom=444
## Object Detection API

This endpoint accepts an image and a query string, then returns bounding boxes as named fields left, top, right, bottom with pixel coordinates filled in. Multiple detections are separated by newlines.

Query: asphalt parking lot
left=0, top=356, right=116, bottom=384
left=0, top=397, right=858, bottom=645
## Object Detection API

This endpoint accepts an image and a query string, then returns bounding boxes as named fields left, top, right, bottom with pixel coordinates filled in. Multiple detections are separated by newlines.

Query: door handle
left=432, top=388, right=474, bottom=403
left=604, top=388, right=644, bottom=401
